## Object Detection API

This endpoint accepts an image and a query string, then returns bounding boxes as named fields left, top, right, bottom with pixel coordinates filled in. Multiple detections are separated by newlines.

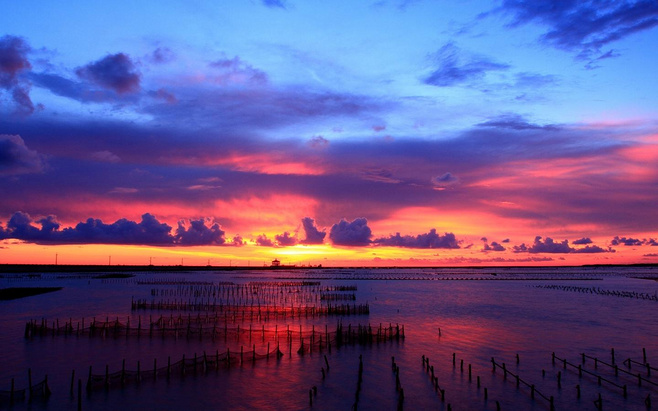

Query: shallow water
left=1, top=266, right=657, bottom=410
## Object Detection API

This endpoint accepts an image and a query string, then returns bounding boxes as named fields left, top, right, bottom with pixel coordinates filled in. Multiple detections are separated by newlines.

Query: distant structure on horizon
left=270, top=258, right=295, bottom=268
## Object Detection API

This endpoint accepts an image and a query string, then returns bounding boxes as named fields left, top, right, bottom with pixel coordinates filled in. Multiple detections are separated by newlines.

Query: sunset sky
left=1, top=1, right=658, bottom=266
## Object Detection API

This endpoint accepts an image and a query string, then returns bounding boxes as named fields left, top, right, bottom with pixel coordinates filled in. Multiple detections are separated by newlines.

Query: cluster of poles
left=552, top=349, right=654, bottom=410
left=131, top=299, right=370, bottom=318
left=535, top=284, right=658, bottom=301
left=0, top=369, right=50, bottom=405
left=26, top=315, right=404, bottom=355
left=85, top=345, right=283, bottom=392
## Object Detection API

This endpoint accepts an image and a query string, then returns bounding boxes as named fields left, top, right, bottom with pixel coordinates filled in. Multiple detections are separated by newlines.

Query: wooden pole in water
left=77, top=379, right=82, bottom=411
left=28, top=368, right=32, bottom=401
left=70, top=369, right=75, bottom=396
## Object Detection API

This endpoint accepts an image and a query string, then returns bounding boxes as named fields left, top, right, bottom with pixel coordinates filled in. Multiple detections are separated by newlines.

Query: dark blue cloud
left=374, top=229, right=460, bottom=249
left=61, top=213, right=172, bottom=245
left=424, top=42, right=509, bottom=87
left=500, top=0, right=658, bottom=60
left=275, top=231, right=297, bottom=246
left=76, top=53, right=141, bottom=94
left=477, top=114, right=559, bottom=131
left=330, top=218, right=372, bottom=246
left=301, top=217, right=326, bottom=244
left=572, top=237, right=593, bottom=245
left=514, top=236, right=572, bottom=253
left=2, top=211, right=57, bottom=242
left=514, top=236, right=611, bottom=254
left=610, top=236, right=653, bottom=246
left=256, top=234, right=274, bottom=247
left=0, top=212, right=173, bottom=245
left=482, top=238, right=505, bottom=252
left=0, top=35, right=34, bottom=115
left=0, top=212, right=236, bottom=246
left=262, top=0, right=287, bottom=8
left=30, top=72, right=122, bottom=103
left=431, top=172, right=459, bottom=188
left=0, top=134, right=45, bottom=176
left=175, top=218, right=226, bottom=245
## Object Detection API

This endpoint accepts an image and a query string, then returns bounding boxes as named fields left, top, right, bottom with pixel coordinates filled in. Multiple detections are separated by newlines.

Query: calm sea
left=1, top=266, right=657, bottom=410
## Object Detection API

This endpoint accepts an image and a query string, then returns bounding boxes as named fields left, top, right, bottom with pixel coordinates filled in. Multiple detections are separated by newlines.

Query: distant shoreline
left=0, top=263, right=656, bottom=273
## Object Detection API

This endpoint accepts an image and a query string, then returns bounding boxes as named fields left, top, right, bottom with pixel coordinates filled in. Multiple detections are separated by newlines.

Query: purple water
left=1, top=266, right=657, bottom=410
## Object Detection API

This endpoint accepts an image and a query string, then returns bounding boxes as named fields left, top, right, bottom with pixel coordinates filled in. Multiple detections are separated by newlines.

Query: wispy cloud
left=424, top=42, right=509, bottom=87
left=499, top=0, right=658, bottom=61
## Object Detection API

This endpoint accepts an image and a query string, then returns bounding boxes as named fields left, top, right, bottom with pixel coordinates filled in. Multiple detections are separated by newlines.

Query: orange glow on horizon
left=1, top=238, right=655, bottom=267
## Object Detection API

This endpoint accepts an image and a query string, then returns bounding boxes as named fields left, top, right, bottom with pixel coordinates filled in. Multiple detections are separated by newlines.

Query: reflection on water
left=1, top=267, right=657, bottom=410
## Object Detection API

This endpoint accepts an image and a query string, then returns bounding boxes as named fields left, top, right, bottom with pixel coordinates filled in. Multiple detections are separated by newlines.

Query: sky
left=1, top=0, right=658, bottom=267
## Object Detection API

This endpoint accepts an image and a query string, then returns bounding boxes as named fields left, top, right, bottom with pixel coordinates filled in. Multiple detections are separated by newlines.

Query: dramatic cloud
left=0, top=212, right=173, bottom=245
left=175, top=218, right=226, bottom=245
left=330, top=218, right=372, bottom=246
left=514, top=236, right=572, bottom=253
left=0, top=35, right=34, bottom=114
left=256, top=234, right=274, bottom=247
left=500, top=0, right=658, bottom=60
left=76, top=53, right=141, bottom=94
left=0, top=134, right=45, bottom=175
left=572, top=245, right=612, bottom=254
left=0, top=212, right=239, bottom=247
left=374, top=229, right=460, bottom=249
left=482, top=237, right=506, bottom=252
left=514, top=236, right=610, bottom=254
left=1, top=212, right=58, bottom=242
left=301, top=217, right=326, bottom=244
left=275, top=231, right=297, bottom=246
left=611, top=236, right=657, bottom=246
left=62, top=214, right=173, bottom=245
left=424, top=42, right=509, bottom=87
